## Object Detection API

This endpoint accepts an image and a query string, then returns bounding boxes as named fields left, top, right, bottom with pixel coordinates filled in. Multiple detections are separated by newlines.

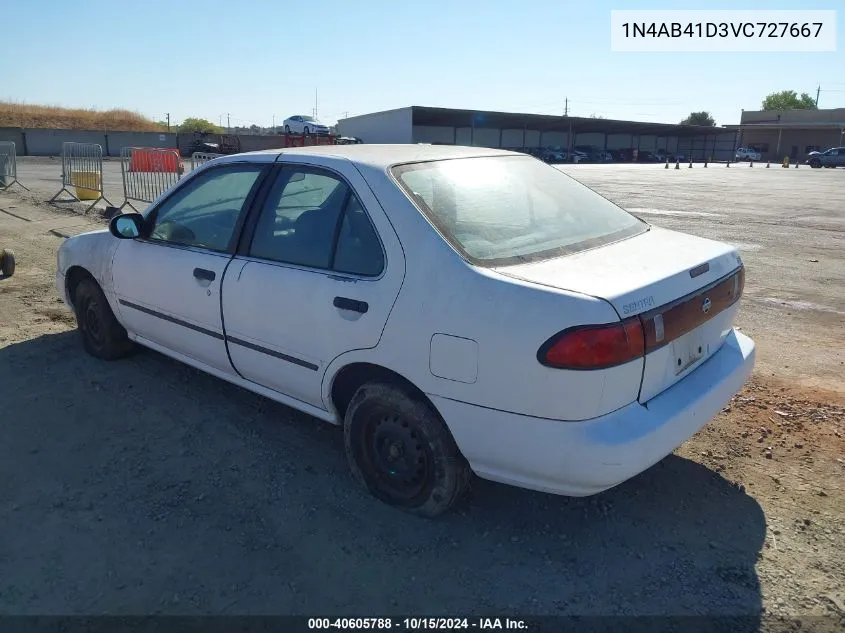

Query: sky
left=5, top=0, right=844, bottom=128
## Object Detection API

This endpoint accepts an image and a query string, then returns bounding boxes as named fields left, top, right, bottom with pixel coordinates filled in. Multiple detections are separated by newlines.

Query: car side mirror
left=109, top=213, right=145, bottom=239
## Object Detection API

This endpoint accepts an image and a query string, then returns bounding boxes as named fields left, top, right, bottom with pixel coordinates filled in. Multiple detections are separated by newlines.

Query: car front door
left=112, top=162, right=268, bottom=373
left=221, top=161, right=405, bottom=410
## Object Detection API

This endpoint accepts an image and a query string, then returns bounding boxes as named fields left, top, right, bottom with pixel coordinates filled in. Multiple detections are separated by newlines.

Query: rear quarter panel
left=327, top=163, right=642, bottom=422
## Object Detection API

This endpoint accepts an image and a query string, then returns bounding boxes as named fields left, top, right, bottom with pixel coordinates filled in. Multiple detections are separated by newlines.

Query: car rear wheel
left=0, top=249, right=15, bottom=277
left=343, top=381, right=471, bottom=517
left=73, top=278, right=134, bottom=360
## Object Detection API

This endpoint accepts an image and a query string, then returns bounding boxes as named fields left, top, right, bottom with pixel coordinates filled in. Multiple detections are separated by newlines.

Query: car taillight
left=538, top=318, right=645, bottom=370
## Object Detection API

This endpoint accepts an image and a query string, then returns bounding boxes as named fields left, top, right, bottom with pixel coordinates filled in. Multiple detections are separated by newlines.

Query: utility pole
left=165, top=113, right=170, bottom=131
left=342, top=111, right=349, bottom=120
left=227, top=113, right=231, bottom=131
left=272, top=114, right=275, bottom=131
left=816, top=85, right=821, bottom=107
left=314, top=87, right=318, bottom=119
left=564, top=98, right=568, bottom=116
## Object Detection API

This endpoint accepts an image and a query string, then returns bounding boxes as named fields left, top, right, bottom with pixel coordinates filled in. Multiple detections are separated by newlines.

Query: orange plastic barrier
left=128, top=148, right=183, bottom=173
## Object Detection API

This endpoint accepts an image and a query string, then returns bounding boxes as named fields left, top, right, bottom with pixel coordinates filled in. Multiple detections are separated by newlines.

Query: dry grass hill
left=0, top=102, right=164, bottom=132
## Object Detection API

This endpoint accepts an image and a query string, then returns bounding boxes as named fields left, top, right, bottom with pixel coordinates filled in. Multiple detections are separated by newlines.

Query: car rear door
left=220, top=159, right=405, bottom=410
left=112, top=162, right=268, bottom=373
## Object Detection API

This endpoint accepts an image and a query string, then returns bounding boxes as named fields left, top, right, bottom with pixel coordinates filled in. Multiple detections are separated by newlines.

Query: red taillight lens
left=538, top=318, right=645, bottom=370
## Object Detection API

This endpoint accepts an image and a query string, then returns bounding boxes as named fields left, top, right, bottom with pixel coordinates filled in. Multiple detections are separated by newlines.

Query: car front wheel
left=73, top=278, right=134, bottom=360
left=343, top=381, right=471, bottom=517
left=810, top=159, right=822, bottom=168
left=284, top=125, right=290, bottom=134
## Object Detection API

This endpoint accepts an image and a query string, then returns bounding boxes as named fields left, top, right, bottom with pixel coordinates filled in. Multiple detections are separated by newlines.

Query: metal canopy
left=410, top=106, right=727, bottom=137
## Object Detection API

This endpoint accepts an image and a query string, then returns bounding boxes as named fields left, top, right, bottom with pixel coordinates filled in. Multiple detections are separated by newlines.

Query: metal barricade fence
left=119, top=147, right=184, bottom=212
left=49, top=142, right=113, bottom=214
left=190, top=152, right=223, bottom=171
left=0, top=141, right=29, bottom=192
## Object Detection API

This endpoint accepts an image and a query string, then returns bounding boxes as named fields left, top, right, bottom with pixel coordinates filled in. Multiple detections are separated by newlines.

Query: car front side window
left=147, top=165, right=264, bottom=252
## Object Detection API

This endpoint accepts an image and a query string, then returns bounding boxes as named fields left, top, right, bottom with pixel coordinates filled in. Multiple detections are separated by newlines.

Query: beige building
left=725, top=108, right=845, bottom=161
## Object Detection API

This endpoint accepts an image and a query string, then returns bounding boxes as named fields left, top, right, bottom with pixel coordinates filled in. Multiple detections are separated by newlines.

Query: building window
left=750, top=143, right=769, bottom=153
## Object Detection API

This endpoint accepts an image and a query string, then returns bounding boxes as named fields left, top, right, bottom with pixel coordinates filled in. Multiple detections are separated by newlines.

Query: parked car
left=636, top=151, right=663, bottom=163
left=574, top=146, right=611, bottom=163
left=56, top=145, right=754, bottom=517
left=541, top=148, right=567, bottom=163
left=568, top=149, right=588, bottom=163
left=606, top=149, right=627, bottom=162
left=734, top=147, right=761, bottom=161
left=283, top=115, right=330, bottom=136
left=184, top=133, right=241, bottom=156
left=806, top=147, right=845, bottom=168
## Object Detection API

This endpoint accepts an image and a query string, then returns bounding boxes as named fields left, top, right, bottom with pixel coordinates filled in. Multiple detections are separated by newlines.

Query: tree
left=178, top=117, right=224, bottom=134
left=680, top=111, right=716, bottom=126
left=761, top=90, right=817, bottom=111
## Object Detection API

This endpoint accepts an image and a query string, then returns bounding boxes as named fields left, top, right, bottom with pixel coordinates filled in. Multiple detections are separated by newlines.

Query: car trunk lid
left=495, top=226, right=745, bottom=402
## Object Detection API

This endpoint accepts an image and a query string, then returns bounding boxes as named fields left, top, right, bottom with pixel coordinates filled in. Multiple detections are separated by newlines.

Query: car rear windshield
left=392, top=155, right=647, bottom=266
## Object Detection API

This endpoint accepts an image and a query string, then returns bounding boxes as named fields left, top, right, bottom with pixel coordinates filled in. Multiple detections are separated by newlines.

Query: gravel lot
left=1, top=160, right=843, bottom=623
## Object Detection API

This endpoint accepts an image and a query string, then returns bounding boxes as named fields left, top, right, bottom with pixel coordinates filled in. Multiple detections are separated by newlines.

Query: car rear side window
left=248, top=167, right=384, bottom=276
left=392, top=155, right=646, bottom=267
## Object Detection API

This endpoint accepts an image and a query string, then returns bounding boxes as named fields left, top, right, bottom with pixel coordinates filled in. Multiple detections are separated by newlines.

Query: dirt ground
left=1, top=164, right=844, bottom=623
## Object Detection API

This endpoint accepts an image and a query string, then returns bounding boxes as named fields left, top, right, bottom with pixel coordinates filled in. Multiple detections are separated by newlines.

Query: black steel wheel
left=73, top=278, right=134, bottom=360
left=344, top=382, right=471, bottom=517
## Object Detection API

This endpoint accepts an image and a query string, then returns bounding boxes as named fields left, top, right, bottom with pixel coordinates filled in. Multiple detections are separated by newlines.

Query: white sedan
left=56, top=145, right=755, bottom=516
left=283, top=115, right=330, bottom=136
left=735, top=147, right=762, bottom=161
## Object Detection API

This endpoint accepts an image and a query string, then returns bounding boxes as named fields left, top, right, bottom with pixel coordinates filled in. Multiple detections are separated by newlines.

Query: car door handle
left=333, top=297, right=368, bottom=314
left=193, top=268, right=216, bottom=282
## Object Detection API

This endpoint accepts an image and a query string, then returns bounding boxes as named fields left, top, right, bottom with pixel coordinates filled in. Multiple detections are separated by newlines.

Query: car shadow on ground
left=0, top=332, right=765, bottom=619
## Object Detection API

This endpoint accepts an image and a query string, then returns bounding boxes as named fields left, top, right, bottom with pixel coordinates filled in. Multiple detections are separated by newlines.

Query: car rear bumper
left=432, top=329, right=755, bottom=497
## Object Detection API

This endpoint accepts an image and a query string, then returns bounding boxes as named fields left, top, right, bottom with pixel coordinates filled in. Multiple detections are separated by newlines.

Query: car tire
left=0, top=249, right=15, bottom=277
left=810, top=159, right=821, bottom=168
left=284, top=125, right=290, bottom=135
left=343, top=381, right=472, bottom=518
left=73, top=278, right=134, bottom=361
left=304, top=126, right=310, bottom=136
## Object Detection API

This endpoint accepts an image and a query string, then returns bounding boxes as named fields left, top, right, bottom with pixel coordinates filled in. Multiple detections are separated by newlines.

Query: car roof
left=236, top=144, right=517, bottom=169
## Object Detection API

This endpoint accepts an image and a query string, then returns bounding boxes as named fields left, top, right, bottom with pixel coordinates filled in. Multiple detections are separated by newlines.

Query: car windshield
left=392, top=155, right=647, bottom=266
left=302, top=116, right=315, bottom=122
